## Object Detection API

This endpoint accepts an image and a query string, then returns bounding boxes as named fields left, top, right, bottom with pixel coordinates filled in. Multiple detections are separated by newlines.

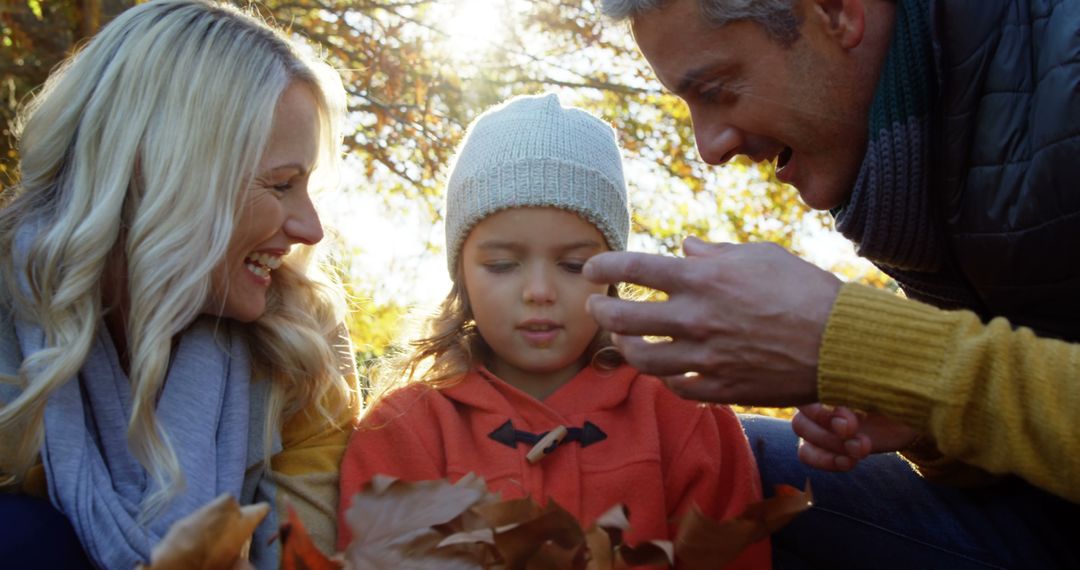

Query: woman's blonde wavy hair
left=0, top=0, right=355, bottom=516
left=366, top=265, right=625, bottom=413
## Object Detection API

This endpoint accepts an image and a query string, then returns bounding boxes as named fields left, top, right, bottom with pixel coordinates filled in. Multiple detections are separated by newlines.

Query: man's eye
left=272, top=183, right=292, bottom=193
left=698, top=78, right=730, bottom=103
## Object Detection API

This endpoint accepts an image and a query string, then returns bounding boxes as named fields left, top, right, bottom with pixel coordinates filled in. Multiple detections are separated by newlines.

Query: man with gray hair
left=584, top=0, right=1080, bottom=566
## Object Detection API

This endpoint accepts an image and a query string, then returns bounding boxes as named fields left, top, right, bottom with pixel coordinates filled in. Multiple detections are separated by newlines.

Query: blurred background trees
left=1, top=0, right=890, bottom=385
left=2, top=0, right=134, bottom=184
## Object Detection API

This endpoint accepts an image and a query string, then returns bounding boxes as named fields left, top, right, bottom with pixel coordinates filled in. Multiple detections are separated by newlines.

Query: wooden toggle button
left=526, top=425, right=568, bottom=464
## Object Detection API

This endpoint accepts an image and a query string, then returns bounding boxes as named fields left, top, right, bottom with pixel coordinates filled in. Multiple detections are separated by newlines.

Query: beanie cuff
left=445, top=157, right=629, bottom=274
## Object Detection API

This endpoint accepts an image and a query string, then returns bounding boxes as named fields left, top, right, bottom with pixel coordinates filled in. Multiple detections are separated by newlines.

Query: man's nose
left=691, top=111, right=744, bottom=165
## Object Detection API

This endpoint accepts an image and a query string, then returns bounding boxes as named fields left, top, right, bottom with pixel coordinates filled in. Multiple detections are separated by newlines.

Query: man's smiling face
left=631, top=0, right=877, bottom=211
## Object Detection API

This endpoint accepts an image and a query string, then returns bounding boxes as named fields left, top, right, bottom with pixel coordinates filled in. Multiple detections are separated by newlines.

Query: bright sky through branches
left=440, top=0, right=512, bottom=58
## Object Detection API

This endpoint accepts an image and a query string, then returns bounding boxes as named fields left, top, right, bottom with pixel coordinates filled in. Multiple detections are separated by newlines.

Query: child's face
left=461, top=207, right=610, bottom=394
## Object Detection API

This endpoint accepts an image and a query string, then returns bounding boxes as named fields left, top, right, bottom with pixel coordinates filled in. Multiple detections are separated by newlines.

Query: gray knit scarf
left=832, top=0, right=977, bottom=307
left=11, top=224, right=251, bottom=569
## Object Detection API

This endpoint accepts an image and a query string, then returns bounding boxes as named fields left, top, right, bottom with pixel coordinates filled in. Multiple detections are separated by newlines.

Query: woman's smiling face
left=204, top=82, right=325, bottom=322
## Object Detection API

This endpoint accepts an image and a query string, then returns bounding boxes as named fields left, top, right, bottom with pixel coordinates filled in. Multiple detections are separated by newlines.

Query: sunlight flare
left=441, top=0, right=510, bottom=58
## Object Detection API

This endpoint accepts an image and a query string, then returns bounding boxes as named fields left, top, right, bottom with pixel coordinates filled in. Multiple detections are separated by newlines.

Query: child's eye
left=560, top=261, right=585, bottom=274
left=483, top=261, right=516, bottom=273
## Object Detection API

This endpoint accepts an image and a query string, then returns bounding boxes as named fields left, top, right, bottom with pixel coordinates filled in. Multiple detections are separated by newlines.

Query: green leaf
left=27, top=0, right=43, bottom=20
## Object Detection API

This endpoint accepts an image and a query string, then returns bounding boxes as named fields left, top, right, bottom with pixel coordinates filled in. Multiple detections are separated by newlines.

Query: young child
left=338, top=93, right=769, bottom=567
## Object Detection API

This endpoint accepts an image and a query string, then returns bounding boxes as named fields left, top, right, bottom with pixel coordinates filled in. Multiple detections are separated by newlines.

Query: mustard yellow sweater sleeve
left=268, top=365, right=361, bottom=556
left=817, top=282, right=1080, bottom=503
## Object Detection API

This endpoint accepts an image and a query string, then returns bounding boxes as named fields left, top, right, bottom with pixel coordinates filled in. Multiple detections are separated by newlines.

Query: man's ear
left=807, top=0, right=865, bottom=49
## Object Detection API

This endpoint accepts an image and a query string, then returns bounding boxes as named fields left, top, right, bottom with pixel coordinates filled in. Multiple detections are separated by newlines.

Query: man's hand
left=583, top=236, right=842, bottom=406
left=793, top=404, right=921, bottom=471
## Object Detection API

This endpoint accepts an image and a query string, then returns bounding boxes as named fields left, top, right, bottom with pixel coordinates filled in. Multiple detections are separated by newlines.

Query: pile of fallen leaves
left=143, top=474, right=811, bottom=570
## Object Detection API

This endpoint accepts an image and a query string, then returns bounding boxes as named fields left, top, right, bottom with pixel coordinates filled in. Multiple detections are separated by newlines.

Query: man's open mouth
left=777, top=146, right=793, bottom=170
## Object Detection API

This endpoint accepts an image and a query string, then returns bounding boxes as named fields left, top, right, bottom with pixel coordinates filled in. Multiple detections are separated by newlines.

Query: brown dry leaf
left=740, top=482, right=814, bottom=535
left=488, top=500, right=585, bottom=568
left=344, top=473, right=494, bottom=569
left=524, top=540, right=583, bottom=570
left=471, top=496, right=547, bottom=528
left=341, top=477, right=809, bottom=569
left=675, top=483, right=812, bottom=569
left=279, top=503, right=342, bottom=570
left=348, top=530, right=481, bottom=570
left=616, top=540, right=674, bottom=569
left=347, top=473, right=491, bottom=543
left=674, top=508, right=757, bottom=570
left=586, top=504, right=672, bottom=570
left=584, top=525, right=614, bottom=570
left=141, top=493, right=269, bottom=570
left=592, top=504, right=631, bottom=545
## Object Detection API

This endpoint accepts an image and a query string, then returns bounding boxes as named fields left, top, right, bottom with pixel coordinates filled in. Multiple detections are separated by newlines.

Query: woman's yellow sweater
left=818, top=283, right=1079, bottom=503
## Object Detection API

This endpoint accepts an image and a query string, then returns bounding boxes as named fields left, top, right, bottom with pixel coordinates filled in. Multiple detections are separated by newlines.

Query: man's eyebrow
left=674, top=60, right=734, bottom=97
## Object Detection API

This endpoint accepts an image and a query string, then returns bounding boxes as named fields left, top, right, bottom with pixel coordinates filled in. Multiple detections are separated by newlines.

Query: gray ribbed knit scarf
left=833, top=0, right=937, bottom=269
left=832, top=0, right=948, bottom=273
left=11, top=223, right=251, bottom=569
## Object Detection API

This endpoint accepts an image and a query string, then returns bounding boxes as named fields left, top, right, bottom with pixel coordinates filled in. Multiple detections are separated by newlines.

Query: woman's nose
left=284, top=191, right=324, bottom=245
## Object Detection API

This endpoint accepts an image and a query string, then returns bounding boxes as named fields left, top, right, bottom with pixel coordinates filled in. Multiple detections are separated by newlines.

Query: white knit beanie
left=444, top=92, right=630, bottom=275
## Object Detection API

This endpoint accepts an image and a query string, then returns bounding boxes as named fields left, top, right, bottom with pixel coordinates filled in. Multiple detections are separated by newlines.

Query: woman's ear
left=807, top=0, right=866, bottom=50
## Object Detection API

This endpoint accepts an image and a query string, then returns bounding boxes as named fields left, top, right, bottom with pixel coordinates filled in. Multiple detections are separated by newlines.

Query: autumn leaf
left=585, top=505, right=673, bottom=570
left=339, top=476, right=810, bottom=569
left=740, top=482, right=814, bottom=535
left=140, top=493, right=269, bottom=570
left=483, top=500, right=585, bottom=568
left=675, top=483, right=812, bottom=569
left=343, top=473, right=494, bottom=569
left=279, top=503, right=342, bottom=570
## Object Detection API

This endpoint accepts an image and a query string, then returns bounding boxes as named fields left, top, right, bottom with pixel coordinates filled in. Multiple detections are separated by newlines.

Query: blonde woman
left=0, top=1, right=358, bottom=567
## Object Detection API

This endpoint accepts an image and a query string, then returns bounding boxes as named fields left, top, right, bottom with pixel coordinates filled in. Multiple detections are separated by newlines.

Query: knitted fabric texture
left=444, top=93, right=629, bottom=275
left=831, top=0, right=977, bottom=307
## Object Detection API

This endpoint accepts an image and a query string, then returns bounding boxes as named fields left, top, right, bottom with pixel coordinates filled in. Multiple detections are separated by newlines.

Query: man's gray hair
left=601, top=0, right=801, bottom=46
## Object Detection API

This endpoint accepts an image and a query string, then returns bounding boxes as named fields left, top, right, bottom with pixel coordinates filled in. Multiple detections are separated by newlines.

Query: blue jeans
left=0, top=494, right=93, bottom=569
left=740, top=415, right=1080, bottom=569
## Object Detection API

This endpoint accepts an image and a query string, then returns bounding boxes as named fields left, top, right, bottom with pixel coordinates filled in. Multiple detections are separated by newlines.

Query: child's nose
left=522, top=267, right=556, bottom=304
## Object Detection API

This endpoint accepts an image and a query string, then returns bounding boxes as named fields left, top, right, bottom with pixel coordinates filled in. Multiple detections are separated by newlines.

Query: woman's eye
left=271, top=183, right=292, bottom=193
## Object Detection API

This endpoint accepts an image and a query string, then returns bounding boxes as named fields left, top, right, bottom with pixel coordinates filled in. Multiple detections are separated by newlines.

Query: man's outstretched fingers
left=607, top=334, right=701, bottom=376
left=663, top=373, right=736, bottom=403
left=587, top=294, right=682, bottom=337
left=682, top=235, right=732, bottom=257
left=583, top=251, right=688, bottom=292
